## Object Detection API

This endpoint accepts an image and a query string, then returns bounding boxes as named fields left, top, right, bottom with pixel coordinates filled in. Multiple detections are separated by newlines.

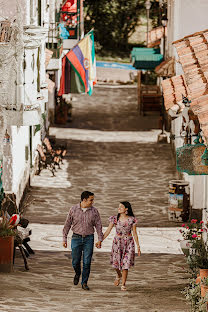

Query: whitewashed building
left=0, top=0, right=62, bottom=207
left=164, top=0, right=208, bottom=221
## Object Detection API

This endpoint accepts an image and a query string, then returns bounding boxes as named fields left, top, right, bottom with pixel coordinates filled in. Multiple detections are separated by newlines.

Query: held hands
left=95, top=241, right=102, bottom=249
left=137, top=244, right=141, bottom=256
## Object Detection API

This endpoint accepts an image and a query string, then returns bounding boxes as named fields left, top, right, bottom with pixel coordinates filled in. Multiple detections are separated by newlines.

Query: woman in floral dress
left=102, top=201, right=141, bottom=291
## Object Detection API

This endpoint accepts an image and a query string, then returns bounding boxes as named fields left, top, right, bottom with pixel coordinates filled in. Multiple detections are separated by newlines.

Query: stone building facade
left=0, top=0, right=62, bottom=207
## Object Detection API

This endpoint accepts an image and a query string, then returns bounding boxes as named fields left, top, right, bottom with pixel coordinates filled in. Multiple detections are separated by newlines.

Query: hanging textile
left=58, top=30, right=96, bottom=96
left=61, top=0, right=77, bottom=22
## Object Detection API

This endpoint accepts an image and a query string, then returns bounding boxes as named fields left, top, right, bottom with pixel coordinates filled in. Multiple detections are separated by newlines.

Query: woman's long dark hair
left=117, top=201, right=134, bottom=221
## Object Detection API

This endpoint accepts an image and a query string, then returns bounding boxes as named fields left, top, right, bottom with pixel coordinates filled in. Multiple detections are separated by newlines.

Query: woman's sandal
left=114, top=276, right=121, bottom=286
left=121, top=285, right=127, bottom=291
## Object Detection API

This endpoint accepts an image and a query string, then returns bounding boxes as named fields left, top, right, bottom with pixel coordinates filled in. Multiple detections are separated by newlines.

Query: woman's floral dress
left=109, top=215, right=137, bottom=270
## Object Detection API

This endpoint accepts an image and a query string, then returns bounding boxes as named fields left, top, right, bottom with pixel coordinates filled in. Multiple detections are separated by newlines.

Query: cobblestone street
left=0, top=84, right=190, bottom=312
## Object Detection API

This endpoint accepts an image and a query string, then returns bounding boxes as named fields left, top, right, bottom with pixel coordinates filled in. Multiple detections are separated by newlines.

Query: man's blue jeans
left=71, top=234, right=94, bottom=285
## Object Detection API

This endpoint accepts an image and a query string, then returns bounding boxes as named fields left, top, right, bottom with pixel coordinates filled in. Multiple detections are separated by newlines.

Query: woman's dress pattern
left=109, top=215, right=137, bottom=270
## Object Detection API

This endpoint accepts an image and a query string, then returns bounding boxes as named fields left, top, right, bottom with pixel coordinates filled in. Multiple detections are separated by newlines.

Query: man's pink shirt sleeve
left=94, top=210, right=104, bottom=242
left=63, top=209, right=73, bottom=243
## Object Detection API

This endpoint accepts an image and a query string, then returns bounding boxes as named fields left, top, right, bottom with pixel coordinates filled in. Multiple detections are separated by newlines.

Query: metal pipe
left=146, top=8, right=149, bottom=47
left=163, top=25, right=166, bottom=59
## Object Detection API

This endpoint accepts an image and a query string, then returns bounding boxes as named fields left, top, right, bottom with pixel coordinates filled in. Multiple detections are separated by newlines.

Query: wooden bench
left=13, top=218, right=33, bottom=271
left=43, top=137, right=67, bottom=164
left=36, top=144, right=56, bottom=176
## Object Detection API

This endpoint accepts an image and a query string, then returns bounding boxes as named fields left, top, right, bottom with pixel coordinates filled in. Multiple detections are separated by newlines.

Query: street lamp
left=145, top=0, right=152, bottom=47
left=158, top=0, right=163, bottom=26
left=161, top=15, right=168, bottom=59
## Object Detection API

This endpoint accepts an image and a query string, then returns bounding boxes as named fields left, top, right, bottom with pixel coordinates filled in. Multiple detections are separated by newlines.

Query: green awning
left=131, top=47, right=160, bottom=56
left=131, top=48, right=163, bottom=70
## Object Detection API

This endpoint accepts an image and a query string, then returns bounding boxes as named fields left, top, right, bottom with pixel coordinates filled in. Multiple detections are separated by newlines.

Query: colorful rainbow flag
left=58, top=30, right=96, bottom=96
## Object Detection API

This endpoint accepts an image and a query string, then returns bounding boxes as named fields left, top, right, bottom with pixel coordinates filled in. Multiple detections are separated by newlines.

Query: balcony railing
left=46, top=23, right=63, bottom=59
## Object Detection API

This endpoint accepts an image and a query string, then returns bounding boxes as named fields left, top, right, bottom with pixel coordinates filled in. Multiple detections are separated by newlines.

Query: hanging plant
left=41, top=113, right=46, bottom=121
left=34, top=124, right=41, bottom=135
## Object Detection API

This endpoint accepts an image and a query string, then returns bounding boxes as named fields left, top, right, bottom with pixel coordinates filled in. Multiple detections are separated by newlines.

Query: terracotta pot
left=196, top=274, right=201, bottom=284
left=0, top=236, right=14, bottom=273
left=201, top=284, right=208, bottom=297
left=200, top=269, right=208, bottom=279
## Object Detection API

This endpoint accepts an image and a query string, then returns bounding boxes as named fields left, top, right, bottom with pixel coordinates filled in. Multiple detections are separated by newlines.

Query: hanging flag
left=58, top=30, right=97, bottom=96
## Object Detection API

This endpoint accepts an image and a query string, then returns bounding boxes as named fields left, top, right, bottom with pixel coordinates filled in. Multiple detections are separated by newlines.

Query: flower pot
left=201, top=284, right=208, bottom=297
left=196, top=274, right=201, bottom=284
left=55, top=105, right=68, bottom=125
left=200, top=269, right=208, bottom=279
left=180, top=240, right=193, bottom=256
left=0, top=236, right=14, bottom=273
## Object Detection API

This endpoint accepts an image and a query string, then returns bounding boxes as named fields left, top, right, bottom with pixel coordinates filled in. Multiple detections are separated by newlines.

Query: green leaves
left=188, top=239, right=208, bottom=270
left=182, top=278, right=208, bottom=311
left=84, top=0, right=146, bottom=50
left=0, top=210, right=16, bottom=237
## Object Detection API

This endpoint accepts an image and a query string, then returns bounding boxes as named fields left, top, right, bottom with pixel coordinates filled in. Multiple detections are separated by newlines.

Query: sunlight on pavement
left=29, top=223, right=183, bottom=254
left=50, top=128, right=163, bottom=143
left=30, top=160, right=72, bottom=188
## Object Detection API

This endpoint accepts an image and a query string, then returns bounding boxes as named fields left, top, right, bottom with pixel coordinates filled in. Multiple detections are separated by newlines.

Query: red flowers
left=179, top=219, right=207, bottom=241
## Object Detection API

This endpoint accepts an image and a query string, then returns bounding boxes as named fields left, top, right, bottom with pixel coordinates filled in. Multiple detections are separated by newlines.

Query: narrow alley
left=0, top=84, right=190, bottom=312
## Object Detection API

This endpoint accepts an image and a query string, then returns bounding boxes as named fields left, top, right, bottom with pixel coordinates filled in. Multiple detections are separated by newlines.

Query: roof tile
left=155, top=57, right=175, bottom=77
left=147, top=26, right=166, bottom=47
left=172, top=29, right=208, bottom=142
left=161, top=75, right=189, bottom=110
left=177, top=46, right=192, bottom=56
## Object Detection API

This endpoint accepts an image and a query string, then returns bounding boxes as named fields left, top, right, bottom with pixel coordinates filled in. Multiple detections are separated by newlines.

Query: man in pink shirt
left=63, top=191, right=103, bottom=290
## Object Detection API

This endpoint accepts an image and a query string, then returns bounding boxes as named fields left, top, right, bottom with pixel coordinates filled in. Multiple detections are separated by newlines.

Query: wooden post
left=137, top=70, right=141, bottom=114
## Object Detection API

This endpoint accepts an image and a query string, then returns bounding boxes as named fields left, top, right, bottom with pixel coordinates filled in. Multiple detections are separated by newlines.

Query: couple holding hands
left=63, top=191, right=141, bottom=291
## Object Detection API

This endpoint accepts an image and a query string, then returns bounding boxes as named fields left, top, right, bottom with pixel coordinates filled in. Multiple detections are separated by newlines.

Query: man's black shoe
left=82, top=283, right=90, bottom=290
left=74, top=274, right=80, bottom=285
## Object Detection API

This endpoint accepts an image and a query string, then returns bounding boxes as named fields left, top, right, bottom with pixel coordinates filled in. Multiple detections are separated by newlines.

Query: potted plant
left=0, top=210, right=16, bottom=273
left=186, top=237, right=208, bottom=285
left=182, top=278, right=208, bottom=311
left=179, top=219, right=205, bottom=257
left=201, top=277, right=208, bottom=298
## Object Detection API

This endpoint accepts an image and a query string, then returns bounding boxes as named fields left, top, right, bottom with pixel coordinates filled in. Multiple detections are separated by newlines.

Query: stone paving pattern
left=25, top=85, right=177, bottom=227
left=0, top=84, right=190, bottom=311
left=0, top=252, right=189, bottom=312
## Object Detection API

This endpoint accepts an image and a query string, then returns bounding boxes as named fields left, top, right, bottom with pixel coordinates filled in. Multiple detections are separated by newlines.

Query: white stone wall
left=168, top=0, right=208, bottom=216
left=31, top=126, right=42, bottom=166
left=11, top=126, right=30, bottom=206
left=0, top=0, right=51, bottom=207
left=174, top=0, right=208, bottom=40
left=24, top=48, right=38, bottom=105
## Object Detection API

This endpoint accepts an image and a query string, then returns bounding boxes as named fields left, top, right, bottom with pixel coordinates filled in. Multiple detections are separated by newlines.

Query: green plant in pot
left=0, top=210, right=16, bottom=237
left=182, top=278, right=208, bottom=311
left=179, top=219, right=205, bottom=257
left=189, top=239, right=208, bottom=270
left=0, top=210, right=16, bottom=273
